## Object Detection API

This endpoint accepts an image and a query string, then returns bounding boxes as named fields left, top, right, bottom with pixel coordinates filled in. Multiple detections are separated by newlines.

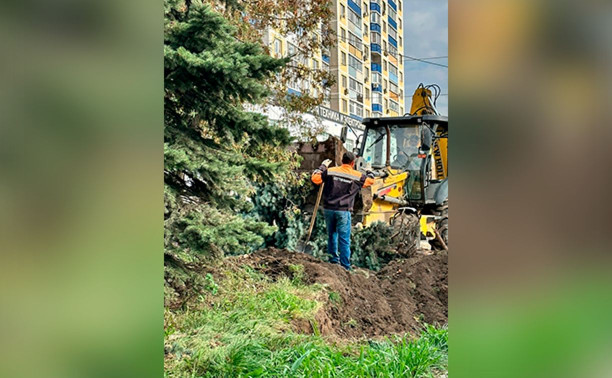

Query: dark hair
left=342, top=151, right=356, bottom=164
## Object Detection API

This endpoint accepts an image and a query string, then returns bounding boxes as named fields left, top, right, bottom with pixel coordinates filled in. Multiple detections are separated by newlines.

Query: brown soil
left=232, top=248, right=447, bottom=340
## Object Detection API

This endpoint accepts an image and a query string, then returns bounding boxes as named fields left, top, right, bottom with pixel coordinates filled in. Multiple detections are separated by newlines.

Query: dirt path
left=232, top=248, right=448, bottom=339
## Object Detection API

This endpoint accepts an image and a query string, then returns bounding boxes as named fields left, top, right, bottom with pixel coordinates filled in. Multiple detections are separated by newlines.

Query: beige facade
left=264, top=0, right=405, bottom=121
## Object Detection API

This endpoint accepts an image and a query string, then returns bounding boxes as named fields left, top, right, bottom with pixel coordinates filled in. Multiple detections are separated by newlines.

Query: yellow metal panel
left=435, top=136, right=448, bottom=179
left=420, top=215, right=437, bottom=238
left=362, top=172, right=408, bottom=227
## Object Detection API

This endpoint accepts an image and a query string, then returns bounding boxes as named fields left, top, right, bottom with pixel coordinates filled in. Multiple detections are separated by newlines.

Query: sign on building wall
left=310, top=106, right=365, bottom=131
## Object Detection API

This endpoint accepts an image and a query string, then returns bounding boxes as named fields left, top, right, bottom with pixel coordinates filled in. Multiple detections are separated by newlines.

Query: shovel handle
left=304, top=183, right=324, bottom=244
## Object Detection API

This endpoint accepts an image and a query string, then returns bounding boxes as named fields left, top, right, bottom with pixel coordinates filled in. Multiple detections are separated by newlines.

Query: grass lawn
left=165, top=264, right=447, bottom=377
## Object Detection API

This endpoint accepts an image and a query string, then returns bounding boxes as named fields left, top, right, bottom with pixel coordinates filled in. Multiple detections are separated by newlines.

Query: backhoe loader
left=341, top=84, right=448, bottom=252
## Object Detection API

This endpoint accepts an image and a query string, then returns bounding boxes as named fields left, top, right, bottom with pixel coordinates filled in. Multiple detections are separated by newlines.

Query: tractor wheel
left=390, top=211, right=420, bottom=256
left=431, top=200, right=448, bottom=249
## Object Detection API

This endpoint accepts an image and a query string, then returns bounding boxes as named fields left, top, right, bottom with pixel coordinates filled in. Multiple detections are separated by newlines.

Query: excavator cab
left=357, top=115, right=447, bottom=208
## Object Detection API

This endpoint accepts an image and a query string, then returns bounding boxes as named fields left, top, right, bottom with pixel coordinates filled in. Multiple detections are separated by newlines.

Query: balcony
left=348, top=0, right=361, bottom=15
left=388, top=0, right=397, bottom=11
left=370, top=23, right=381, bottom=33
left=389, top=72, right=398, bottom=83
left=370, top=0, right=381, bottom=13
left=371, top=63, right=382, bottom=73
left=371, top=83, right=382, bottom=92
left=322, top=54, right=330, bottom=64
left=388, top=17, right=397, bottom=30
left=372, top=103, right=382, bottom=112
left=370, top=43, right=381, bottom=54
left=389, top=36, right=397, bottom=48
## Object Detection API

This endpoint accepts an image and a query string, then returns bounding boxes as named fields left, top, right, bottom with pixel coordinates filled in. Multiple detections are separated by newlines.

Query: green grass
left=165, top=265, right=447, bottom=377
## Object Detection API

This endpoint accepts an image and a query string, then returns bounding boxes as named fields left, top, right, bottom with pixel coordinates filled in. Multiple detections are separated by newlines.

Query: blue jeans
left=323, top=209, right=352, bottom=270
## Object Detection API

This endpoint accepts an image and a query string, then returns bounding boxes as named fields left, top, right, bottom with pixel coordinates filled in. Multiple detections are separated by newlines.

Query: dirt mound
left=235, top=248, right=447, bottom=339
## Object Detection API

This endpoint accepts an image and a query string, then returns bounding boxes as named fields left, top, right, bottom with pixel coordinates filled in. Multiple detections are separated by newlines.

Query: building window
left=365, top=67, right=369, bottom=78
left=365, top=87, right=370, bottom=99
left=366, top=109, right=371, bottom=117
left=400, top=106, right=403, bottom=115
left=313, top=60, right=318, bottom=70
left=373, top=92, right=382, bottom=103
left=364, top=46, right=369, bottom=56
left=389, top=44, right=397, bottom=57
left=372, top=72, right=382, bottom=84
left=287, top=42, right=296, bottom=57
left=349, top=77, right=362, bottom=92
left=342, top=99, right=348, bottom=113
left=383, top=40, right=387, bottom=52
left=348, top=9, right=361, bottom=29
left=383, top=61, right=387, bottom=71
left=341, top=52, right=347, bottom=66
left=274, top=39, right=282, bottom=56
left=384, top=99, right=388, bottom=109
left=340, top=4, right=346, bottom=18
left=348, top=31, right=362, bottom=48
left=399, top=19, right=402, bottom=29
left=341, top=28, right=346, bottom=42
left=371, top=13, right=380, bottom=24
left=389, top=63, right=398, bottom=76
left=389, top=100, right=399, bottom=113
left=383, top=21, right=386, bottom=33
left=400, top=72, right=403, bottom=82
left=389, top=8, right=397, bottom=23
left=389, top=27, right=397, bottom=40
left=389, top=81, right=398, bottom=94
left=348, top=54, right=363, bottom=72
left=370, top=32, right=381, bottom=44
left=342, top=75, right=347, bottom=89
left=383, top=79, right=388, bottom=90
left=349, top=100, right=364, bottom=117
left=398, top=0, right=402, bottom=11
left=399, top=36, right=402, bottom=46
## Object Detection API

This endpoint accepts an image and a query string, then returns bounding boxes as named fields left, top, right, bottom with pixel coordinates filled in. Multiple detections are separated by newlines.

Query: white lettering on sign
left=310, top=106, right=365, bottom=131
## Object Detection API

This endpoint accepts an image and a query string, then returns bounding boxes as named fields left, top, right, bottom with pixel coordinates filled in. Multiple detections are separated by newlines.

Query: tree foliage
left=164, top=0, right=295, bottom=305
left=205, top=0, right=337, bottom=140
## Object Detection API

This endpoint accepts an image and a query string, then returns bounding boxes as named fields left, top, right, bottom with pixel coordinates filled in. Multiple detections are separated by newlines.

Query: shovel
left=298, top=183, right=324, bottom=253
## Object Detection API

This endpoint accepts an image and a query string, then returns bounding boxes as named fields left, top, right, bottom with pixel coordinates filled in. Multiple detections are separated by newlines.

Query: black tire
left=390, top=211, right=420, bottom=256
left=431, top=200, right=448, bottom=249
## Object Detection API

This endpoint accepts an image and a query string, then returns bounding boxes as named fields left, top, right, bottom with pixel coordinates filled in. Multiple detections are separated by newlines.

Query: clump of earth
left=231, top=248, right=448, bottom=339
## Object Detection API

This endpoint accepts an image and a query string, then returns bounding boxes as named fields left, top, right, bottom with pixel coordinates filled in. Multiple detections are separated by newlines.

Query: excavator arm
left=409, top=83, right=441, bottom=116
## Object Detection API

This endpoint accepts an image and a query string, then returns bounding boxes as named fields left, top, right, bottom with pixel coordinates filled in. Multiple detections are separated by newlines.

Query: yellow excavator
left=340, top=83, right=448, bottom=252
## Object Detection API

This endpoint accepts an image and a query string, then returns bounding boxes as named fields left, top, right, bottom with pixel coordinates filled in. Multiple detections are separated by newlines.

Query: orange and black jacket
left=311, top=164, right=375, bottom=211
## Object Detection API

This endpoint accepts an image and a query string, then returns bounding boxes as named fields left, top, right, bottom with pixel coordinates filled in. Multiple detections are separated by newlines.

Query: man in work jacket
left=311, top=151, right=374, bottom=270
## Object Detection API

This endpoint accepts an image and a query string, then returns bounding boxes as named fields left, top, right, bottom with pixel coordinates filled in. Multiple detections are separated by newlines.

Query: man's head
left=342, top=151, right=356, bottom=166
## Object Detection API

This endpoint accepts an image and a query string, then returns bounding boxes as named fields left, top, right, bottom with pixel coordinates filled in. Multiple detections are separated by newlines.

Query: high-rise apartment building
left=263, top=0, right=405, bottom=123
